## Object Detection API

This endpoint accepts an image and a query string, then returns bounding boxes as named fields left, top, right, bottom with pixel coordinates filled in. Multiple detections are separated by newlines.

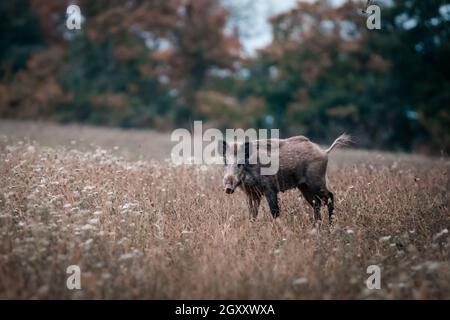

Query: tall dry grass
left=0, top=132, right=449, bottom=299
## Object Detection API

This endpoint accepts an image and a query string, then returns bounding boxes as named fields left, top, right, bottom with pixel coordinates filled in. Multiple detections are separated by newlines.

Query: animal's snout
left=223, top=174, right=238, bottom=194
left=225, top=186, right=234, bottom=194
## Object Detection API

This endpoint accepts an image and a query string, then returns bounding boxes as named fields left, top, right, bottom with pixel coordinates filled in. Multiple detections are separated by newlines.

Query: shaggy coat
left=220, top=134, right=351, bottom=222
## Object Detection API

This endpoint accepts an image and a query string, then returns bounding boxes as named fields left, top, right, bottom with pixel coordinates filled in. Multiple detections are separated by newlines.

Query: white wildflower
left=81, top=224, right=96, bottom=231
left=293, top=277, right=308, bottom=286
left=433, top=228, right=448, bottom=241
left=426, top=261, right=440, bottom=271
left=119, top=253, right=135, bottom=261
left=379, top=235, right=391, bottom=242
left=88, top=218, right=99, bottom=225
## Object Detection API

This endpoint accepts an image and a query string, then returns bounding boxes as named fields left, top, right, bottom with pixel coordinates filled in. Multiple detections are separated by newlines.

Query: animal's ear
left=217, top=139, right=228, bottom=159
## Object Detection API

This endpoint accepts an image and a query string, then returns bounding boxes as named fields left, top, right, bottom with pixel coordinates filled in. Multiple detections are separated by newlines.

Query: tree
left=0, top=0, right=240, bottom=128
left=367, top=0, right=450, bottom=152
left=239, top=0, right=447, bottom=152
left=0, top=0, right=44, bottom=73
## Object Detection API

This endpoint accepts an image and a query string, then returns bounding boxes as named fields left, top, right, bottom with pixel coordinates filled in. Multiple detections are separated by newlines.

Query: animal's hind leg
left=317, top=188, right=334, bottom=224
left=312, top=196, right=322, bottom=222
left=299, top=184, right=322, bottom=222
left=326, top=191, right=334, bottom=223
left=246, top=191, right=262, bottom=220
left=265, top=190, right=280, bottom=218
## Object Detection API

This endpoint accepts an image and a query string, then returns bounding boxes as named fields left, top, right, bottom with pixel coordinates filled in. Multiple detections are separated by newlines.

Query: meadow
left=0, top=120, right=449, bottom=299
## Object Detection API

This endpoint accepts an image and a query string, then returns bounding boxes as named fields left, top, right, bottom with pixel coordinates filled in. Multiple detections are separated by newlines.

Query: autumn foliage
left=0, top=0, right=449, bottom=152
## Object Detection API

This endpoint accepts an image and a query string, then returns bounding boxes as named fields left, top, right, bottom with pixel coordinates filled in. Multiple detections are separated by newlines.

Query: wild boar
left=219, top=134, right=351, bottom=223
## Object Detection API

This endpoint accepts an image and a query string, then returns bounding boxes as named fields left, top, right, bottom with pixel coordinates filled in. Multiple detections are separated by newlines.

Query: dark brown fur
left=220, top=134, right=351, bottom=222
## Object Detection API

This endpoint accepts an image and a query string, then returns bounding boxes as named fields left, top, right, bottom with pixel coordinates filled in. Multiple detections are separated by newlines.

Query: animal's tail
left=325, top=133, right=352, bottom=153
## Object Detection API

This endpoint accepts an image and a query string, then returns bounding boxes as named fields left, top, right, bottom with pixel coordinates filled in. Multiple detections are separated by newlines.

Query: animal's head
left=218, top=140, right=252, bottom=194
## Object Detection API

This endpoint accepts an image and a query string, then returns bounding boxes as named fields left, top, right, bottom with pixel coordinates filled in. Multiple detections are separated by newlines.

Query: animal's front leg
left=247, top=192, right=261, bottom=220
left=265, top=190, right=280, bottom=218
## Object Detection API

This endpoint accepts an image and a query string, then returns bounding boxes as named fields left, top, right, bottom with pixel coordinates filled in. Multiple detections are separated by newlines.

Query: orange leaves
left=0, top=0, right=241, bottom=125
left=91, top=94, right=129, bottom=110
left=367, top=54, right=391, bottom=72
left=113, top=45, right=142, bottom=62
left=26, top=46, right=64, bottom=77
left=0, top=46, right=70, bottom=118
left=29, top=0, right=67, bottom=43
left=196, top=91, right=267, bottom=129
left=151, top=46, right=175, bottom=63
left=196, top=90, right=239, bottom=121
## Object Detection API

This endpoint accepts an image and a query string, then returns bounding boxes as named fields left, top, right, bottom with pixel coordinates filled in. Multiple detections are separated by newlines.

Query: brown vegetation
left=0, top=121, right=449, bottom=299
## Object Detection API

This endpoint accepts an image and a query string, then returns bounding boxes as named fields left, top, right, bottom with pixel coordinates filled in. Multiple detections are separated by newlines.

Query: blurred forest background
left=0, top=0, right=449, bottom=153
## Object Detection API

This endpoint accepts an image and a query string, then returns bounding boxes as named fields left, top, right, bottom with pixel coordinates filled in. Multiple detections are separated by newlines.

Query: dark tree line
left=0, top=0, right=449, bottom=153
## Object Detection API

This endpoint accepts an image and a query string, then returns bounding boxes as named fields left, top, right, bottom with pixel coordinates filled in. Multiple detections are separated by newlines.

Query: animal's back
left=279, top=136, right=327, bottom=169
left=253, top=136, right=327, bottom=170
left=253, top=136, right=327, bottom=192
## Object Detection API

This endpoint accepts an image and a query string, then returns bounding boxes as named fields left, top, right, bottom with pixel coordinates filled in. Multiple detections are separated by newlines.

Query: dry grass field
left=0, top=120, right=449, bottom=299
